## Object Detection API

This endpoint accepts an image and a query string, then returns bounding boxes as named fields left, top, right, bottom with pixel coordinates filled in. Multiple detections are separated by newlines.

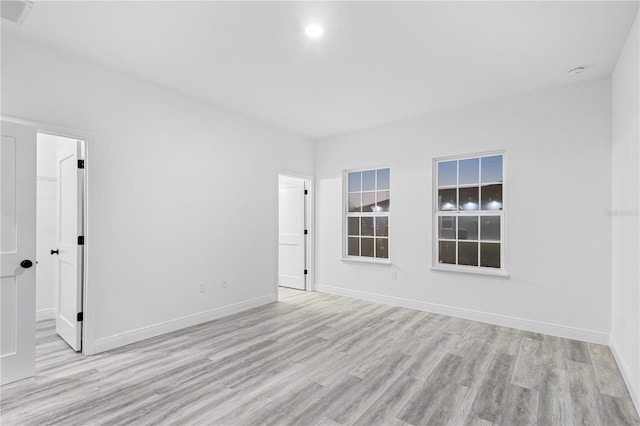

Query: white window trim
left=342, top=167, right=391, bottom=264
left=430, top=265, right=509, bottom=278
left=432, top=150, right=508, bottom=277
left=341, top=256, right=392, bottom=265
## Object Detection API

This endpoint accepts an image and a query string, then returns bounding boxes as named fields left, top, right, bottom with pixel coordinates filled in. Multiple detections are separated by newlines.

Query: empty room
left=1, top=1, right=639, bottom=425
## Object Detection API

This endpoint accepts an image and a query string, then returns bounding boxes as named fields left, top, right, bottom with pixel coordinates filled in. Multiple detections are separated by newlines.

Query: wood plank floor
left=1, top=288, right=638, bottom=426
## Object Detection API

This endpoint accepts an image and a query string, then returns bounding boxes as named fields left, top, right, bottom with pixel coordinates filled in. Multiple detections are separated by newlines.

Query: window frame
left=342, top=167, right=391, bottom=265
left=432, top=150, right=508, bottom=277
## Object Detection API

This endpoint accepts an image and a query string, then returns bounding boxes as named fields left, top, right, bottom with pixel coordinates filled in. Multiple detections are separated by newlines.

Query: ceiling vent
left=1, top=0, right=33, bottom=25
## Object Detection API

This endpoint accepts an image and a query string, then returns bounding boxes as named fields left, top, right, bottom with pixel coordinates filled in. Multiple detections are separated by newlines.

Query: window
left=345, top=168, right=390, bottom=261
left=434, top=153, right=505, bottom=273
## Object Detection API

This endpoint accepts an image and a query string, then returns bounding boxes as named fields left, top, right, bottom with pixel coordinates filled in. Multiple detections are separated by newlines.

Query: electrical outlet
left=391, top=271, right=397, bottom=280
left=199, top=282, right=206, bottom=293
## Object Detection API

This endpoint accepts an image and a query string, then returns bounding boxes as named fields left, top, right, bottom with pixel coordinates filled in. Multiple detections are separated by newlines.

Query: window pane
left=439, top=216, right=456, bottom=240
left=377, top=168, right=390, bottom=190
left=375, top=216, right=389, bottom=237
left=439, top=241, right=456, bottom=264
left=376, top=238, right=389, bottom=258
left=433, top=154, right=505, bottom=269
left=361, top=238, right=374, bottom=257
left=348, top=237, right=359, bottom=256
left=459, top=187, right=479, bottom=211
left=362, top=170, right=376, bottom=191
left=458, top=242, right=479, bottom=266
left=481, top=184, right=503, bottom=210
left=377, top=191, right=390, bottom=212
left=346, top=168, right=393, bottom=260
left=459, top=158, right=479, bottom=185
left=348, top=193, right=362, bottom=212
left=361, top=217, right=374, bottom=236
left=458, top=216, right=478, bottom=240
left=481, top=243, right=500, bottom=268
left=438, top=188, right=457, bottom=211
left=348, top=172, right=361, bottom=192
left=348, top=217, right=359, bottom=236
left=362, top=192, right=376, bottom=212
left=480, top=216, right=500, bottom=241
left=481, top=155, right=503, bottom=183
left=438, top=161, right=457, bottom=187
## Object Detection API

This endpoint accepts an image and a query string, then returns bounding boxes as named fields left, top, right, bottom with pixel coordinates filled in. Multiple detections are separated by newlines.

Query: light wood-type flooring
left=1, top=288, right=639, bottom=425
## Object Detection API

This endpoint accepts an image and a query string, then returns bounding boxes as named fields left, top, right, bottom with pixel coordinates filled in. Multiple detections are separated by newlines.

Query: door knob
left=20, top=260, right=33, bottom=269
left=50, top=249, right=59, bottom=255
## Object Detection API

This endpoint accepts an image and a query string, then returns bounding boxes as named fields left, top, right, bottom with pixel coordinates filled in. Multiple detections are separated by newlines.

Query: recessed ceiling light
left=568, top=66, right=585, bottom=76
left=305, top=24, right=324, bottom=38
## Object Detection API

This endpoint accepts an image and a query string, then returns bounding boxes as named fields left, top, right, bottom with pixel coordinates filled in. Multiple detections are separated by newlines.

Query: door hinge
left=78, top=236, right=85, bottom=245
left=78, top=159, right=85, bottom=169
left=304, top=229, right=308, bottom=235
left=304, top=269, right=308, bottom=275
left=304, top=189, right=308, bottom=195
left=77, top=312, right=83, bottom=322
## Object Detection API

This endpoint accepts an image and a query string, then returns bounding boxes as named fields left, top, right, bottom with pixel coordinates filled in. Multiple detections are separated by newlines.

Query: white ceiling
left=3, top=1, right=638, bottom=139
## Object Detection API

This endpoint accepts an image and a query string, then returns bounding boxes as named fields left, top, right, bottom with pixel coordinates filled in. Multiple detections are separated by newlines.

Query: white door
left=54, top=139, right=83, bottom=351
left=1, top=121, right=37, bottom=385
left=278, top=176, right=306, bottom=290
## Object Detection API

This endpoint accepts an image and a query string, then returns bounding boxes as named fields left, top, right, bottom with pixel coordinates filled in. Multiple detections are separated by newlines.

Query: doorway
left=36, top=132, right=86, bottom=353
left=278, top=174, right=312, bottom=292
left=1, top=120, right=88, bottom=385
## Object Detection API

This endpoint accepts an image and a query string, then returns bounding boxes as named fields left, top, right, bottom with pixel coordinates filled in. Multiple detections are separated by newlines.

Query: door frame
left=277, top=172, right=314, bottom=292
left=2, top=115, right=94, bottom=355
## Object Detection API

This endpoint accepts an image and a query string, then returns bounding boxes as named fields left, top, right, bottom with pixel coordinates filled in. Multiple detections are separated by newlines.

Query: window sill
left=430, top=265, right=510, bottom=278
left=341, top=257, right=392, bottom=266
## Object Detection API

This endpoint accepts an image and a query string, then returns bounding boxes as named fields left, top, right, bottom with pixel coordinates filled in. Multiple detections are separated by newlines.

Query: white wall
left=2, top=34, right=314, bottom=353
left=35, top=134, right=58, bottom=321
left=315, top=78, right=612, bottom=344
left=611, top=11, right=640, bottom=411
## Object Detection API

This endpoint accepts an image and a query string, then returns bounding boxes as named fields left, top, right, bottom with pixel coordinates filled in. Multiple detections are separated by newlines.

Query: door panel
left=1, top=122, right=37, bottom=385
left=1, top=276, right=17, bottom=357
left=278, top=177, right=306, bottom=290
left=1, top=136, right=17, bottom=253
left=55, top=139, right=83, bottom=351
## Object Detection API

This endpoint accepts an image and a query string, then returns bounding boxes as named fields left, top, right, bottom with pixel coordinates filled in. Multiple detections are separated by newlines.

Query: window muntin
left=435, top=154, right=504, bottom=271
left=345, top=168, right=390, bottom=260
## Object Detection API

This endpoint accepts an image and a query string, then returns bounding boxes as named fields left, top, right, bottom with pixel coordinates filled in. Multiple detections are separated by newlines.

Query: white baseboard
left=36, top=308, right=56, bottom=322
left=317, top=284, right=610, bottom=345
left=93, top=293, right=278, bottom=354
left=610, top=339, right=640, bottom=416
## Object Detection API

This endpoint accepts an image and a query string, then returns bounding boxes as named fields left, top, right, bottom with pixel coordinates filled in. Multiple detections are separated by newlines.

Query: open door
left=54, top=139, right=83, bottom=351
left=278, top=176, right=306, bottom=290
left=1, top=121, right=37, bottom=384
